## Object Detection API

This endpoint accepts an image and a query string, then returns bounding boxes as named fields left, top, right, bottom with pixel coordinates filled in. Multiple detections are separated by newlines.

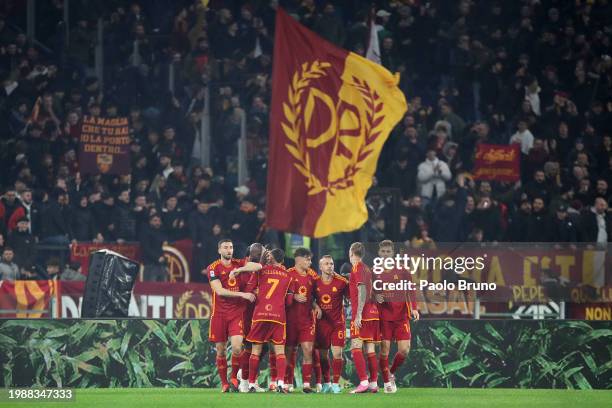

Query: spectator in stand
left=60, top=261, right=86, bottom=281
left=527, top=197, right=549, bottom=242
left=161, top=195, right=187, bottom=241
left=550, top=203, right=578, bottom=243
left=44, top=257, right=61, bottom=280
left=7, top=217, right=35, bottom=266
left=113, top=189, right=136, bottom=242
left=140, top=214, right=168, bottom=282
left=20, top=263, right=42, bottom=280
left=432, top=175, right=468, bottom=242
left=417, top=149, right=452, bottom=203
left=510, top=118, right=535, bottom=156
left=229, top=195, right=258, bottom=256
left=7, top=189, right=39, bottom=235
left=0, top=247, right=19, bottom=280
left=579, top=197, right=611, bottom=244
left=72, top=195, right=98, bottom=242
left=39, top=190, right=73, bottom=245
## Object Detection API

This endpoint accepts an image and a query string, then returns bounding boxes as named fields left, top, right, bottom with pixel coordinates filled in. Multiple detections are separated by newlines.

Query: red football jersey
left=286, top=267, right=318, bottom=328
left=349, top=261, right=379, bottom=320
left=376, top=268, right=417, bottom=321
left=246, top=264, right=294, bottom=324
left=315, top=273, right=348, bottom=324
left=207, top=258, right=247, bottom=317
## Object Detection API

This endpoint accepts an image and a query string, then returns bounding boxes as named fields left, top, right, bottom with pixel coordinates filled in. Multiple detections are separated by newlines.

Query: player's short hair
left=379, top=240, right=394, bottom=249
left=319, top=254, right=333, bottom=264
left=270, top=248, right=285, bottom=263
left=294, top=247, right=312, bottom=258
left=217, top=239, right=232, bottom=248
left=350, top=242, right=365, bottom=258
left=247, top=243, right=264, bottom=262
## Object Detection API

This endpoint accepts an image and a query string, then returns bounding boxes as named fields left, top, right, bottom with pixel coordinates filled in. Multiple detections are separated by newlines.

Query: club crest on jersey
left=332, top=287, right=337, bottom=292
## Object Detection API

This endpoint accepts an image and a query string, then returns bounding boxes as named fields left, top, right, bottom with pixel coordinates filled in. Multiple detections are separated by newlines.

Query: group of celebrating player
left=205, top=239, right=419, bottom=394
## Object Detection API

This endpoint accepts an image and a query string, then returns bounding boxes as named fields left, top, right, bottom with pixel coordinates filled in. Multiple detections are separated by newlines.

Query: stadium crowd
left=0, top=0, right=611, bottom=281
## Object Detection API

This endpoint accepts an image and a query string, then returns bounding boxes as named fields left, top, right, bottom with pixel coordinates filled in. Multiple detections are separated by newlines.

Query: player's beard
left=221, top=253, right=232, bottom=260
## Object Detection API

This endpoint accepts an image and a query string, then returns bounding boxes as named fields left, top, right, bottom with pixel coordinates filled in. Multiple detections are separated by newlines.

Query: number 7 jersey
left=245, top=264, right=295, bottom=324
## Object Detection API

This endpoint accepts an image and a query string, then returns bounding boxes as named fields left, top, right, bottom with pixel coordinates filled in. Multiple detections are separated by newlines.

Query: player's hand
left=241, top=292, right=256, bottom=302
left=313, top=304, right=322, bottom=320
left=354, top=313, right=362, bottom=329
left=229, top=269, right=240, bottom=279
left=411, top=310, right=420, bottom=321
left=294, top=293, right=307, bottom=303
left=375, top=294, right=385, bottom=303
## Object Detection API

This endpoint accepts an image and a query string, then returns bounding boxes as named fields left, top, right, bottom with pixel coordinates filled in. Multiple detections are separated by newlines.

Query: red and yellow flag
left=266, top=8, right=407, bottom=238
left=0, top=280, right=58, bottom=318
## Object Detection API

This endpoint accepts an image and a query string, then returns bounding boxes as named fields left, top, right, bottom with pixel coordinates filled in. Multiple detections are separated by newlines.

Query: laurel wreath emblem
left=281, top=61, right=386, bottom=195
left=174, top=290, right=193, bottom=318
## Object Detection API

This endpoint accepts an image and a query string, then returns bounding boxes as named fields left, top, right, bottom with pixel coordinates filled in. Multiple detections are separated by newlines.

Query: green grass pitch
left=3, top=388, right=612, bottom=408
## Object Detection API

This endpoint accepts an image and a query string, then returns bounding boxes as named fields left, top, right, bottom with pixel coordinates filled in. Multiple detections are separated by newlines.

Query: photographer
left=140, top=214, right=168, bottom=282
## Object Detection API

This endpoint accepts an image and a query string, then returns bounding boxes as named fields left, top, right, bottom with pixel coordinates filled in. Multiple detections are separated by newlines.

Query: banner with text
left=78, top=116, right=131, bottom=175
left=473, top=143, right=520, bottom=182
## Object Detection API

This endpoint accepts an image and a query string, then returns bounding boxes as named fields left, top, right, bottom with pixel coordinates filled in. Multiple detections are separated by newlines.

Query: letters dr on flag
left=473, top=144, right=521, bottom=182
left=266, top=8, right=407, bottom=238
left=78, top=116, right=131, bottom=175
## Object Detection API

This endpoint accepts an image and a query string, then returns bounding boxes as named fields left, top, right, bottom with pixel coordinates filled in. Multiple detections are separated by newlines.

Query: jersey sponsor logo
left=228, top=277, right=237, bottom=287
left=321, top=294, right=331, bottom=304
left=265, top=303, right=273, bottom=312
left=298, top=285, right=308, bottom=295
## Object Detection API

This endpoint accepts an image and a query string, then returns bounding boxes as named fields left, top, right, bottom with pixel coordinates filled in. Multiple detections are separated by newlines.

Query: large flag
left=266, top=8, right=407, bottom=238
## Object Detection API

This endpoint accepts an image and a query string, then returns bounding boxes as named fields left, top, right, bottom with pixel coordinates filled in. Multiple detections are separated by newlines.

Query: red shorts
left=246, top=321, right=286, bottom=345
left=381, top=319, right=411, bottom=341
left=208, top=313, right=243, bottom=343
left=350, top=319, right=381, bottom=343
left=286, top=320, right=316, bottom=346
left=315, top=319, right=346, bottom=349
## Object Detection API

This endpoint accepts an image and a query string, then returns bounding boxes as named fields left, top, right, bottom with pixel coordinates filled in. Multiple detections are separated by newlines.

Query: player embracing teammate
left=204, top=239, right=261, bottom=392
left=205, top=239, right=417, bottom=393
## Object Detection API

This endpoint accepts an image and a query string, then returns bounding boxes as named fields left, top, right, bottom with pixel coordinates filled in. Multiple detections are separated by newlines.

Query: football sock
left=390, top=352, right=406, bottom=374
left=351, top=348, right=368, bottom=382
left=248, top=354, right=260, bottom=384
left=216, top=356, right=228, bottom=386
left=367, top=352, right=378, bottom=383
left=332, top=358, right=343, bottom=384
